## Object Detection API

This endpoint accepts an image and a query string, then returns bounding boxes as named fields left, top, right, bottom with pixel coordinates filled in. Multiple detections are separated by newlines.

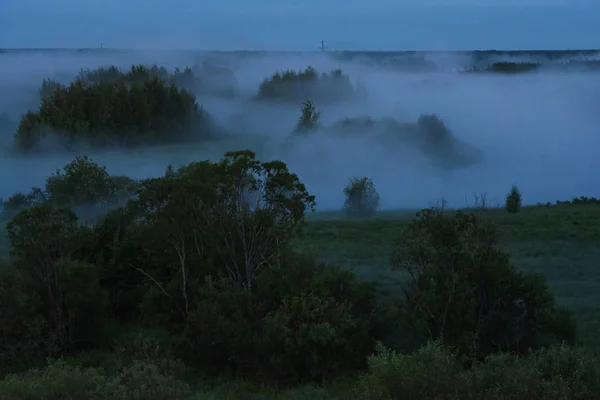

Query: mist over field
left=1, top=49, right=599, bottom=211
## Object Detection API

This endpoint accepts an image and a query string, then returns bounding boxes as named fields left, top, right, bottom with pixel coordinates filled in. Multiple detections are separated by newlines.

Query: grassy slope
left=296, top=204, right=600, bottom=346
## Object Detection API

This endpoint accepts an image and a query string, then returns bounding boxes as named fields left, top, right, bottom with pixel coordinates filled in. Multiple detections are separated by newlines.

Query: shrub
left=343, top=177, right=380, bottom=217
left=261, top=292, right=363, bottom=382
left=391, top=207, right=575, bottom=361
left=356, top=343, right=600, bottom=400
left=356, top=342, right=466, bottom=400
left=255, top=252, right=386, bottom=383
left=182, top=252, right=386, bottom=384
left=257, top=66, right=355, bottom=104
left=111, top=328, right=186, bottom=380
left=0, top=359, right=192, bottom=400
left=553, top=196, right=600, bottom=206
left=0, top=361, right=111, bottom=400
left=506, top=184, right=522, bottom=213
left=16, top=67, right=215, bottom=151
left=466, top=344, right=600, bottom=400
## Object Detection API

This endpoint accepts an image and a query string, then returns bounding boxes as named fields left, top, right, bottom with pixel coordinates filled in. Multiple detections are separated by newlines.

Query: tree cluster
left=41, top=63, right=238, bottom=100
left=464, top=62, right=542, bottom=74
left=257, top=66, right=357, bottom=104
left=17, top=65, right=217, bottom=151
left=287, top=101, right=483, bottom=170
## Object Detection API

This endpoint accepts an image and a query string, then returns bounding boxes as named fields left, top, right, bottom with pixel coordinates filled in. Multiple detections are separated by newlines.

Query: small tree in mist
left=505, top=185, right=522, bottom=213
left=343, top=177, right=380, bottom=217
left=294, top=100, right=320, bottom=134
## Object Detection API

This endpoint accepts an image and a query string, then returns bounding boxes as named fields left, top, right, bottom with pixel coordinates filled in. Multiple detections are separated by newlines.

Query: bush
left=0, top=359, right=192, bottom=400
left=356, top=342, right=600, bottom=400
left=391, top=207, right=575, bottom=361
left=466, top=344, right=600, bottom=400
left=356, top=342, right=466, bottom=400
left=506, top=185, right=522, bottom=213
left=343, top=177, right=380, bottom=217
left=257, top=66, right=355, bottom=104
left=16, top=66, right=216, bottom=151
left=182, top=252, right=387, bottom=384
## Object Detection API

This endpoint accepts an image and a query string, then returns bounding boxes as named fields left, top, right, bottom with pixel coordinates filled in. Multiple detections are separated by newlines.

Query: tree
left=257, top=66, right=355, bottom=104
left=343, top=177, right=380, bottom=217
left=391, top=207, right=574, bottom=361
left=294, top=100, right=321, bottom=134
left=505, top=185, right=522, bottom=213
left=6, top=204, right=103, bottom=355
left=45, top=156, right=138, bottom=221
left=126, top=150, right=316, bottom=323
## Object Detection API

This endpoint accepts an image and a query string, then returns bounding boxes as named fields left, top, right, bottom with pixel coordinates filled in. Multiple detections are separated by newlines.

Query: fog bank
left=1, top=50, right=599, bottom=210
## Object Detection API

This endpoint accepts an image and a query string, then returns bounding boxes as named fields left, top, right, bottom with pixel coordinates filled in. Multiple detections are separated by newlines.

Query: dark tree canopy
left=18, top=65, right=217, bottom=151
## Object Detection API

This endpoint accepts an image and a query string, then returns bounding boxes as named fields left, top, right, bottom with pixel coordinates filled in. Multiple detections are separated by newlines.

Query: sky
left=1, top=0, right=599, bottom=50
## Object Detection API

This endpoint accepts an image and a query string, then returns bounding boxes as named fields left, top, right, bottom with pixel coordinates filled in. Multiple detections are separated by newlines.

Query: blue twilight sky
left=1, top=0, right=599, bottom=50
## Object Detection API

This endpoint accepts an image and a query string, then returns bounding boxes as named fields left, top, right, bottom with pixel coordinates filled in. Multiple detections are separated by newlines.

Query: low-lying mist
left=1, top=49, right=599, bottom=211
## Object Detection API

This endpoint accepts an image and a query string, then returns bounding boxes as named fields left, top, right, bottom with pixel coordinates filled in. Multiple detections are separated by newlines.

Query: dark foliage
left=18, top=65, right=217, bottom=151
left=1, top=156, right=137, bottom=222
left=391, top=207, right=575, bottom=361
left=294, top=100, right=321, bottom=134
left=465, top=62, right=542, bottom=74
left=257, top=66, right=356, bottom=104
left=0, top=150, right=591, bottom=398
left=506, top=185, right=523, bottom=213
left=343, top=177, right=380, bottom=217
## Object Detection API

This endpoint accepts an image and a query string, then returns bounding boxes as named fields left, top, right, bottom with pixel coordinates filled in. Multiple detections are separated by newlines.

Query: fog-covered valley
left=1, top=49, right=599, bottom=210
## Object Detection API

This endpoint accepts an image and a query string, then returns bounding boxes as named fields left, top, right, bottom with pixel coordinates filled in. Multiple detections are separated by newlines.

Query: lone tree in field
left=505, top=185, right=522, bottom=213
left=343, top=177, right=380, bottom=217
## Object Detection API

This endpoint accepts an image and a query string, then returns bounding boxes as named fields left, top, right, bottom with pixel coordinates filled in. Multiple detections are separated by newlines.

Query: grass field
left=296, top=204, right=600, bottom=347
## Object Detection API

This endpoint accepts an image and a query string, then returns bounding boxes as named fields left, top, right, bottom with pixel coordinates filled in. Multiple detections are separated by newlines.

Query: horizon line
left=1, top=47, right=600, bottom=53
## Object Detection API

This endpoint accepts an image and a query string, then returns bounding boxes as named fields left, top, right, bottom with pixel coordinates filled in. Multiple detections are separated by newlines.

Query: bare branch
left=129, top=263, right=170, bottom=298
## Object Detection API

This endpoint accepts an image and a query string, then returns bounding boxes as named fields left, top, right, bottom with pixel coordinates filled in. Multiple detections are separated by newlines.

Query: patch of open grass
left=297, top=204, right=600, bottom=344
